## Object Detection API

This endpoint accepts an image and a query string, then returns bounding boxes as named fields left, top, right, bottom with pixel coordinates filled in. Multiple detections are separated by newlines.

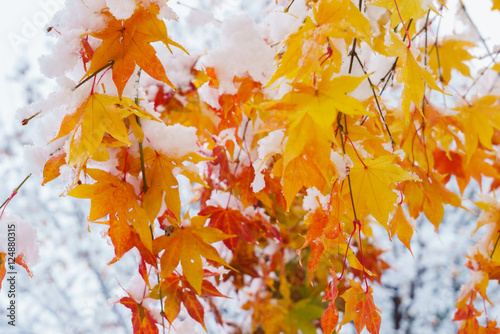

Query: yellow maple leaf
left=428, top=39, right=475, bottom=84
left=268, top=0, right=371, bottom=86
left=384, top=30, right=445, bottom=121
left=285, top=73, right=371, bottom=134
left=455, top=96, right=500, bottom=162
left=372, top=0, right=434, bottom=28
left=347, top=154, right=420, bottom=224
left=399, top=48, right=445, bottom=121
left=52, top=94, right=154, bottom=167
left=493, top=0, right=500, bottom=11
left=152, top=215, right=233, bottom=294
left=282, top=69, right=373, bottom=168
left=142, top=147, right=182, bottom=223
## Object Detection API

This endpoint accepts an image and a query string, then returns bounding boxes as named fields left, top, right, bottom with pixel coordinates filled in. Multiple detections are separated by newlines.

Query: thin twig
left=459, top=0, right=493, bottom=60
left=0, top=174, right=32, bottom=218
left=353, top=53, right=396, bottom=145
left=72, top=61, right=113, bottom=91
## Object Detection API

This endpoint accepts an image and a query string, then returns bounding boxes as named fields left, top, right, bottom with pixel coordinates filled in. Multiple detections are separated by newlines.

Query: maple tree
left=5, top=0, right=500, bottom=333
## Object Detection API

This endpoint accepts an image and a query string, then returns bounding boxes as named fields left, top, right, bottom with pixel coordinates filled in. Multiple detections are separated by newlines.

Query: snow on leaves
left=84, top=3, right=186, bottom=96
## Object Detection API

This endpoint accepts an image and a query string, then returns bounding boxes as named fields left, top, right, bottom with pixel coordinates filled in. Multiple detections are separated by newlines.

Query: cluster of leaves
left=8, top=0, right=500, bottom=333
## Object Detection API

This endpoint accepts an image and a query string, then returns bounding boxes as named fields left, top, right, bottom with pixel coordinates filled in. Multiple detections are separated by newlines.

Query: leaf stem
left=0, top=174, right=32, bottom=219
left=338, top=222, right=357, bottom=281
left=490, top=233, right=500, bottom=259
left=393, top=0, right=411, bottom=49
left=225, top=118, right=251, bottom=209
left=72, top=61, right=114, bottom=92
left=344, top=134, right=367, bottom=168
left=338, top=115, right=359, bottom=222
left=459, top=0, right=493, bottom=60
left=378, top=19, right=413, bottom=95
left=132, top=70, right=165, bottom=333
left=357, top=221, right=369, bottom=292
left=353, top=53, right=396, bottom=146
left=136, top=115, right=149, bottom=194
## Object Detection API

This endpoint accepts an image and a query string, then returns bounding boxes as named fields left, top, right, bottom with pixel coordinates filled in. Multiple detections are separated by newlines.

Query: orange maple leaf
left=119, top=294, right=159, bottom=334
left=68, top=169, right=153, bottom=252
left=42, top=153, right=66, bottom=185
left=152, top=272, right=228, bottom=330
left=388, top=205, right=415, bottom=255
left=0, top=253, right=6, bottom=292
left=339, top=279, right=381, bottom=334
left=107, top=216, right=156, bottom=265
left=321, top=272, right=339, bottom=334
left=85, top=4, right=186, bottom=96
left=199, top=206, right=260, bottom=250
left=403, top=168, right=461, bottom=230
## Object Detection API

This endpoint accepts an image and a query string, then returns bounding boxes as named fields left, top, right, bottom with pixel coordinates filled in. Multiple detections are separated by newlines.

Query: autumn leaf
left=198, top=205, right=278, bottom=250
left=152, top=272, right=228, bottom=329
left=280, top=154, right=328, bottom=211
left=388, top=205, right=415, bottom=255
left=282, top=71, right=371, bottom=147
left=152, top=215, right=232, bottom=294
left=455, top=96, right=500, bottom=162
left=399, top=48, right=445, bottom=120
left=347, top=154, right=419, bottom=223
left=0, top=253, right=6, bottom=292
left=268, top=0, right=370, bottom=85
left=372, top=0, right=433, bottom=28
left=85, top=3, right=186, bottom=96
left=107, top=216, right=156, bottom=265
left=403, top=168, right=462, bottom=230
left=384, top=30, right=445, bottom=120
left=428, top=39, right=474, bottom=83
left=493, top=0, right=500, bottom=11
left=339, top=279, right=381, bottom=334
left=119, top=294, right=159, bottom=334
left=68, top=169, right=153, bottom=252
left=141, top=147, right=181, bottom=222
left=52, top=94, right=154, bottom=167
left=42, top=153, right=66, bottom=185
left=322, top=273, right=339, bottom=334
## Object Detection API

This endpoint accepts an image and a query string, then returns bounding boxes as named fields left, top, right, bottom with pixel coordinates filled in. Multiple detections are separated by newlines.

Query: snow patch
left=302, top=187, right=330, bottom=212
left=196, top=14, right=274, bottom=96
left=0, top=214, right=40, bottom=266
left=330, top=150, right=353, bottom=181
left=142, top=120, right=198, bottom=159
left=106, top=0, right=136, bottom=20
left=251, top=130, right=285, bottom=192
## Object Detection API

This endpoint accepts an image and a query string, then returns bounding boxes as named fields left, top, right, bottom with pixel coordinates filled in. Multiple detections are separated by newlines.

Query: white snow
left=158, top=3, right=178, bottom=21
left=142, top=120, right=198, bottom=159
left=0, top=214, right=40, bottom=267
left=251, top=129, right=285, bottom=192
left=302, top=187, right=330, bottom=212
left=206, top=191, right=244, bottom=211
left=330, top=150, right=353, bottom=181
left=106, top=0, right=136, bottom=20
left=196, top=14, right=275, bottom=96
